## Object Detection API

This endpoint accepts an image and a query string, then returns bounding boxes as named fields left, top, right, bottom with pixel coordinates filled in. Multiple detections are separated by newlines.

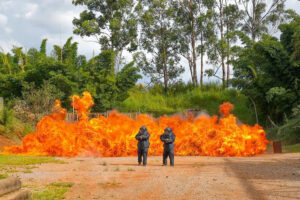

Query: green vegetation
left=0, top=174, right=8, bottom=179
left=29, top=182, right=73, bottom=200
left=119, top=84, right=256, bottom=124
left=0, top=107, right=33, bottom=140
left=0, top=155, right=67, bottom=165
left=283, top=143, right=300, bottom=153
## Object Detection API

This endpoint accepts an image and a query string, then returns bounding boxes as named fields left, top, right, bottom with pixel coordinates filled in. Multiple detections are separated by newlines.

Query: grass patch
left=0, top=174, right=8, bottom=179
left=282, top=143, right=300, bottom=153
left=101, top=161, right=107, bottom=166
left=103, top=168, right=108, bottom=172
left=127, top=168, right=135, bottom=171
left=0, top=154, right=67, bottom=165
left=30, top=182, right=73, bottom=200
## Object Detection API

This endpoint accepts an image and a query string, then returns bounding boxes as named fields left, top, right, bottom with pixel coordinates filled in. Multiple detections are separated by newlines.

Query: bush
left=267, top=114, right=300, bottom=144
left=13, top=81, right=63, bottom=126
left=0, top=107, right=33, bottom=140
left=118, top=83, right=257, bottom=124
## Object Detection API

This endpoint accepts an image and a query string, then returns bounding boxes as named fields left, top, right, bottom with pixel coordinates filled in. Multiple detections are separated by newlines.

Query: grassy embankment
left=118, top=85, right=257, bottom=125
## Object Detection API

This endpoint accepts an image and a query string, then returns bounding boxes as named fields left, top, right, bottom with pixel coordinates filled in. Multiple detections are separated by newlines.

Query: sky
left=0, top=0, right=299, bottom=83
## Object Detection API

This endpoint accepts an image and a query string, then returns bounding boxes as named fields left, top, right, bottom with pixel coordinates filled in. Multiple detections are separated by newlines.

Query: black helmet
left=164, top=127, right=172, bottom=133
left=140, top=126, right=147, bottom=132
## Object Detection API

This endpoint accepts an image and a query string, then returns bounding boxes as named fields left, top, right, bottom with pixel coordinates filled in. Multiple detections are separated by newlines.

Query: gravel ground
left=15, top=153, right=300, bottom=200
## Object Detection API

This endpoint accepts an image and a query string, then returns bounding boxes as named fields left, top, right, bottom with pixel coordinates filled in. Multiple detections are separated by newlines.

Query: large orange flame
left=4, top=92, right=268, bottom=157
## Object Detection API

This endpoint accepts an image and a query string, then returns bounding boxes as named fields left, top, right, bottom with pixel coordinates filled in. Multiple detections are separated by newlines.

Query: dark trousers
left=138, top=148, right=148, bottom=165
left=163, top=148, right=174, bottom=166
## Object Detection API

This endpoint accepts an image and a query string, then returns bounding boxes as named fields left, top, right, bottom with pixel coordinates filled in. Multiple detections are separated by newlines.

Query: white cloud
left=4, top=27, right=12, bottom=34
left=0, top=13, right=7, bottom=26
left=24, top=3, right=38, bottom=19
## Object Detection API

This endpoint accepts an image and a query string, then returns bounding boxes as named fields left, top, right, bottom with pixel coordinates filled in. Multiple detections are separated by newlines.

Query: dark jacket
left=160, top=131, right=176, bottom=150
left=135, top=127, right=150, bottom=149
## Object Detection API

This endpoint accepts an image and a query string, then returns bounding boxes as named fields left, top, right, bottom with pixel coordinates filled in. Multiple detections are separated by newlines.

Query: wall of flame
left=4, top=92, right=268, bottom=157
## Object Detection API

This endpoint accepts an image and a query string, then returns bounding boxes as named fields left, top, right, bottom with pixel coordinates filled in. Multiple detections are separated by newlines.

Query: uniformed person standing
left=135, top=126, right=150, bottom=166
left=160, top=127, right=176, bottom=166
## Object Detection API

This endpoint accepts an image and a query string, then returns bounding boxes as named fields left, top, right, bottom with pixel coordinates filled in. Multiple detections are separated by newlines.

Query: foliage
left=0, top=106, right=33, bottom=139
left=135, top=0, right=184, bottom=92
left=236, top=0, right=286, bottom=40
left=282, top=143, right=300, bottom=153
left=118, top=83, right=256, bottom=125
left=0, top=38, right=140, bottom=113
left=231, top=13, right=300, bottom=125
left=13, top=81, right=63, bottom=126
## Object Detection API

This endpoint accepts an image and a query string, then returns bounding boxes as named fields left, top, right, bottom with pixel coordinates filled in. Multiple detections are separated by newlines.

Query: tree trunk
left=163, top=47, right=168, bottom=93
left=219, top=0, right=226, bottom=88
left=190, top=0, right=197, bottom=86
left=200, top=36, right=204, bottom=87
left=115, top=50, right=123, bottom=73
left=163, top=60, right=168, bottom=93
left=188, top=58, right=193, bottom=82
left=226, top=52, right=230, bottom=87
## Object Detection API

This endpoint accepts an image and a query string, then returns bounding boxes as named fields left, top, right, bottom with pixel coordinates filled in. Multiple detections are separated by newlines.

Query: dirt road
left=17, top=153, right=300, bottom=200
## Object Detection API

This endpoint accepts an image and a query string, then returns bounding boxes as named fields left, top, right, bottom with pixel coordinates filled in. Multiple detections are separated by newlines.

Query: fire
left=4, top=92, right=268, bottom=157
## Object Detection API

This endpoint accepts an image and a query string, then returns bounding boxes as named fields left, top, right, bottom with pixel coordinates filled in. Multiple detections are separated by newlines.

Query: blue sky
left=0, top=0, right=299, bottom=83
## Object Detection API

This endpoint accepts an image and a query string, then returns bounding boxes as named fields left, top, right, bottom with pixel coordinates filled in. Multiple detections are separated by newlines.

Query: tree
left=231, top=12, right=300, bottom=124
left=72, top=0, right=138, bottom=72
left=173, top=0, right=214, bottom=86
left=206, top=1, right=243, bottom=87
left=136, top=0, right=184, bottom=93
left=235, top=0, right=286, bottom=41
left=40, top=39, right=47, bottom=56
left=0, top=48, right=12, bottom=75
left=116, top=62, right=142, bottom=101
left=223, top=3, right=243, bottom=86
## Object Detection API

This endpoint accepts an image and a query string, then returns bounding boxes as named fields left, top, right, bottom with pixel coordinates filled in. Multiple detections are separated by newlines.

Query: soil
left=11, top=153, right=300, bottom=200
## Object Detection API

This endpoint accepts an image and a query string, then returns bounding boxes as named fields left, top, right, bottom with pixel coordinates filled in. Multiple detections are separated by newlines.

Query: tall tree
left=136, top=0, right=184, bottom=93
left=72, top=0, right=138, bottom=72
left=197, top=9, right=215, bottom=86
left=207, top=0, right=227, bottom=87
left=235, top=0, right=286, bottom=41
left=223, top=3, right=243, bottom=86
left=173, top=0, right=214, bottom=86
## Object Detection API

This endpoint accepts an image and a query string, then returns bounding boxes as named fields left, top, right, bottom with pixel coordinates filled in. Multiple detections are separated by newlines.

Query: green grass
left=127, top=168, right=135, bottom=171
left=118, top=85, right=256, bottom=125
left=30, top=182, right=73, bottom=200
left=0, top=174, right=8, bottom=179
left=0, top=154, right=67, bottom=165
left=282, top=143, right=300, bottom=153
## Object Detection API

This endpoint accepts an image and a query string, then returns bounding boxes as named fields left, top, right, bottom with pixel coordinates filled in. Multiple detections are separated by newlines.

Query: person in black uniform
left=135, top=126, right=150, bottom=166
left=160, top=127, right=176, bottom=166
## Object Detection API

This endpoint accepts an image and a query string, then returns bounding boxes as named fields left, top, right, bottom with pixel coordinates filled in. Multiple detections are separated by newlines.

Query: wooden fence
left=66, top=111, right=147, bottom=122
